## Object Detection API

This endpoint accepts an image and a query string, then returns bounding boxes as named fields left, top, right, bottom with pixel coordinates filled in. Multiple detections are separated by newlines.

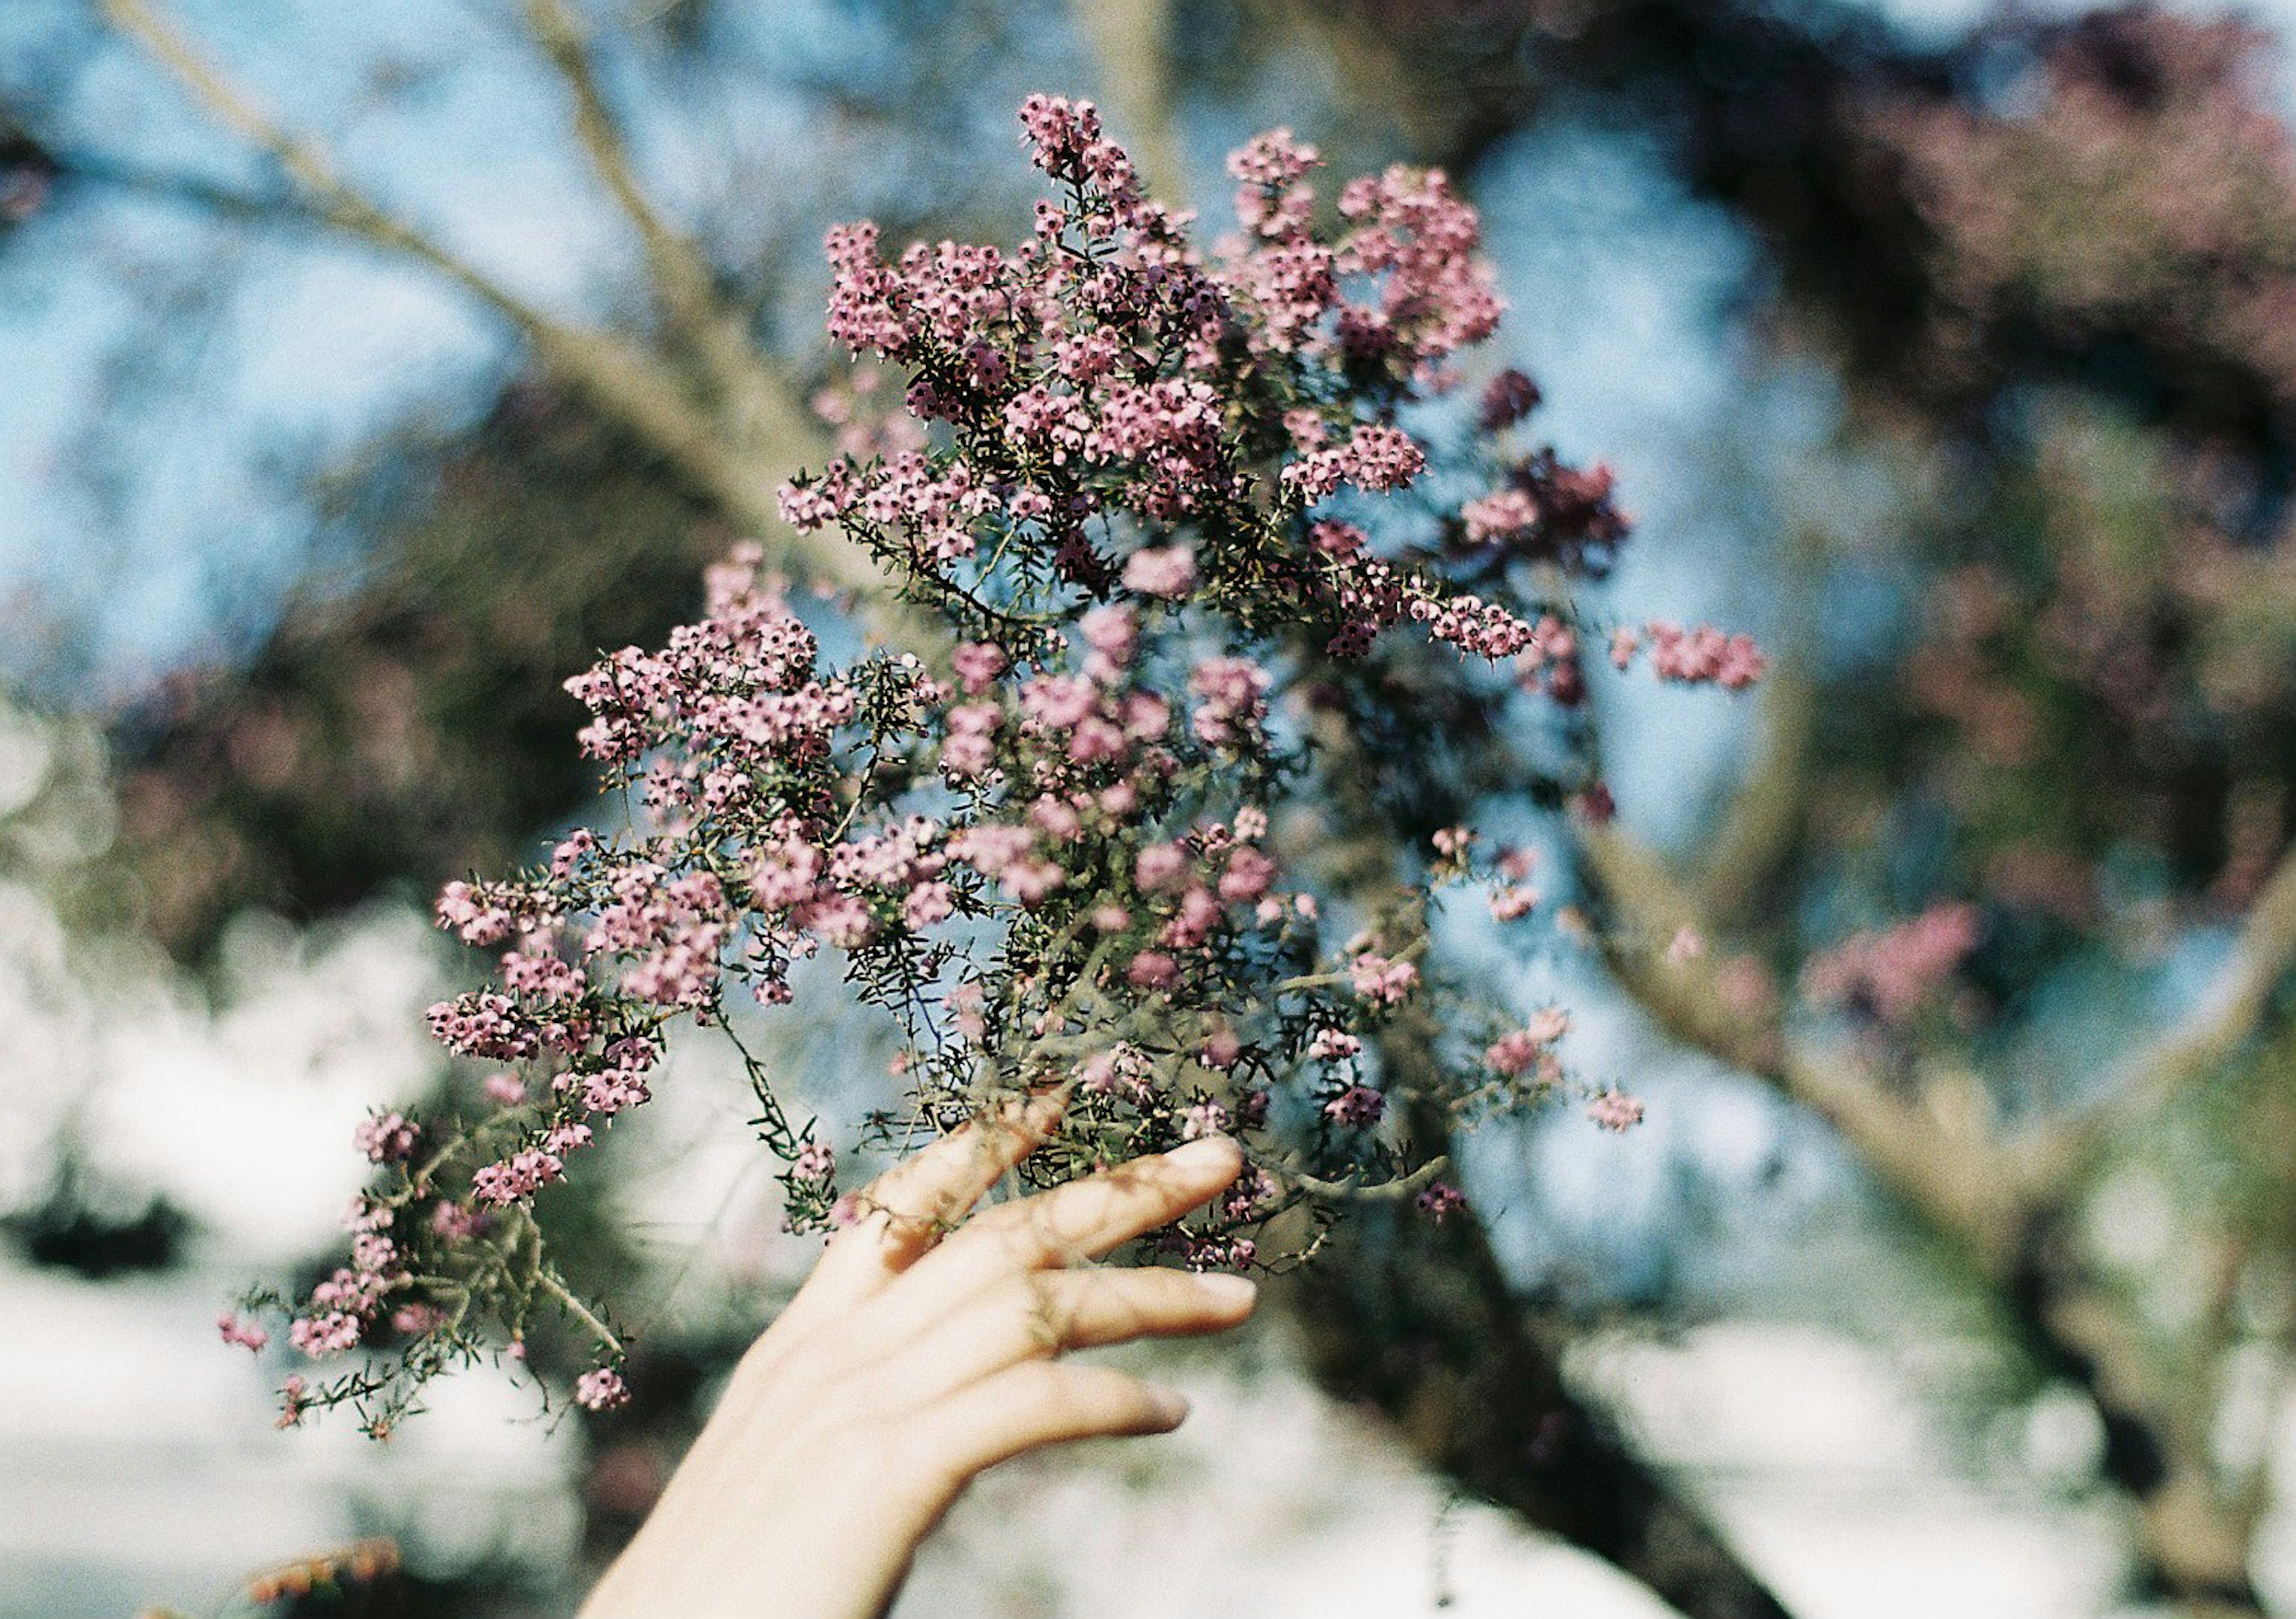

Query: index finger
left=804, top=1088, right=1068, bottom=1305
left=926, top=1134, right=1244, bottom=1281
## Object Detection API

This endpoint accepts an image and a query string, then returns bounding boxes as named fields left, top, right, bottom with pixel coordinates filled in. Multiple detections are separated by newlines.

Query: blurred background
left=4, top=0, right=2296, bottom=1615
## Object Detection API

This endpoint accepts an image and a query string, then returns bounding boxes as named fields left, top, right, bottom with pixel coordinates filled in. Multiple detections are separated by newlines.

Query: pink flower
left=1347, top=952, right=1418, bottom=1005
left=951, top=641, right=1010, bottom=694
left=1803, top=902, right=1980, bottom=1026
left=1135, top=842, right=1189, bottom=891
left=1121, top=691, right=1171, bottom=738
left=1080, top=603, right=1138, bottom=668
left=1158, top=885, right=1224, bottom=950
left=1415, top=1181, right=1468, bottom=1221
left=903, top=882, right=955, bottom=928
left=1019, top=674, right=1097, bottom=731
left=1126, top=951, right=1179, bottom=989
left=1489, top=885, right=1538, bottom=921
left=353, top=1112, right=420, bottom=1165
left=472, top=1148, right=566, bottom=1207
left=1587, top=1091, right=1645, bottom=1132
left=999, top=858, right=1066, bottom=905
left=1642, top=621, right=1767, bottom=689
left=1187, top=656, right=1270, bottom=747
left=290, top=1311, right=363, bottom=1359
left=1463, top=488, right=1538, bottom=544
left=1323, top=1085, right=1385, bottom=1127
left=1183, top=1099, right=1234, bottom=1138
left=218, top=1312, right=269, bottom=1353
left=1219, top=845, right=1277, bottom=902
left=1122, top=543, right=1198, bottom=598
left=393, top=1303, right=447, bottom=1336
left=576, top=1367, right=630, bottom=1411
left=433, top=877, right=517, bottom=941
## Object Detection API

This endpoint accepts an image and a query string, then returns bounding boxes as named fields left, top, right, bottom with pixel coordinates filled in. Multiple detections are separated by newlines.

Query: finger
left=804, top=1089, right=1067, bottom=1306
left=866, top=1267, right=1257, bottom=1406
left=911, top=1361, right=1191, bottom=1491
left=926, top=1134, right=1243, bottom=1284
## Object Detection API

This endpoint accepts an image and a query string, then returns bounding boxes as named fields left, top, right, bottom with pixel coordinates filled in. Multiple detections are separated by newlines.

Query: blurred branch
left=1298, top=708, right=1796, bottom=1618
left=103, top=0, right=579, bottom=339
left=1290, top=1039, right=1796, bottom=1619
left=1687, top=526, right=1827, bottom=930
left=524, top=0, right=716, bottom=322
left=1070, top=0, right=1186, bottom=201
left=2034, top=839, right=2296, bottom=1190
left=1581, top=818, right=2275, bottom=1612
left=39, top=149, right=293, bottom=224
left=520, top=0, right=786, bottom=410
left=1689, top=656, right=1813, bottom=930
left=1586, top=823, right=2024, bottom=1250
left=101, top=0, right=871, bottom=593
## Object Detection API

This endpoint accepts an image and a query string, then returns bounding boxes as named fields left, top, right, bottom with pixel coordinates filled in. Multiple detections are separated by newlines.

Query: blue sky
left=5, top=0, right=2291, bottom=693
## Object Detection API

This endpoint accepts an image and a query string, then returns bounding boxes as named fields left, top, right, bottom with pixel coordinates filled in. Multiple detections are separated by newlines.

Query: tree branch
left=100, top=0, right=875, bottom=594
left=104, top=0, right=570, bottom=337
left=1689, top=641, right=1816, bottom=931
left=1584, top=822, right=2026, bottom=1251
left=2032, top=838, right=2296, bottom=1189
left=1294, top=705, right=1797, bottom=1618
left=1580, top=820, right=2275, bottom=1613
left=1070, top=0, right=1186, bottom=202
left=520, top=0, right=761, bottom=386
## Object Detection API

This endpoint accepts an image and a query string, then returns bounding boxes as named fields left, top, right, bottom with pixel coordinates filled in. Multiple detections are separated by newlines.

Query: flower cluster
left=1803, top=902, right=1982, bottom=1028
left=246, top=94, right=1759, bottom=1432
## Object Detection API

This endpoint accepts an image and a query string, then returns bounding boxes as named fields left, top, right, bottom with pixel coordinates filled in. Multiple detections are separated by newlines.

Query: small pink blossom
left=1135, top=842, right=1189, bottom=891
left=1348, top=952, right=1418, bottom=1005
left=218, top=1312, right=269, bottom=1353
left=1586, top=1090, right=1645, bottom=1132
left=1122, top=543, right=1199, bottom=598
left=951, top=640, right=1010, bottom=694
left=353, top=1113, right=420, bottom=1165
left=1489, top=885, right=1538, bottom=921
left=1126, top=950, right=1180, bottom=989
left=1323, top=1085, right=1385, bottom=1127
left=576, top=1367, right=630, bottom=1411
left=1415, top=1181, right=1468, bottom=1221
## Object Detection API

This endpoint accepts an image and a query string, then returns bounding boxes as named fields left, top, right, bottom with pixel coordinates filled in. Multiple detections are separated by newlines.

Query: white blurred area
left=9, top=699, right=2293, bottom=1619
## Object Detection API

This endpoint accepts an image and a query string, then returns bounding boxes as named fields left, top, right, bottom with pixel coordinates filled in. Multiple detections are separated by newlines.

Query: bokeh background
left=5, top=1, right=2296, bottom=1615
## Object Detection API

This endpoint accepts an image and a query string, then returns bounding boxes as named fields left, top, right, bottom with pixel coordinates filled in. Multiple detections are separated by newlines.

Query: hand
left=579, top=1098, right=1256, bottom=1618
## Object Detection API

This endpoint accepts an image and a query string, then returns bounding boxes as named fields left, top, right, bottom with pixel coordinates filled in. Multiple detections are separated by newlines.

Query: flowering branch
left=227, top=96, right=1770, bottom=1438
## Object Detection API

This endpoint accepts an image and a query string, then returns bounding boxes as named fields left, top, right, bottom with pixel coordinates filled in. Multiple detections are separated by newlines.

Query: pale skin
left=580, top=1095, right=1256, bottom=1619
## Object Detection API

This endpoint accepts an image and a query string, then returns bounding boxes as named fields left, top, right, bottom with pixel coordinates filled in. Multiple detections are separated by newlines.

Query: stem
left=537, top=1266, right=624, bottom=1356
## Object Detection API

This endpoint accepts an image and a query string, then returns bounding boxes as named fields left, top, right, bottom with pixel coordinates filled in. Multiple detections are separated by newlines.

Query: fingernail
left=1193, top=1272, right=1258, bottom=1310
left=1147, top=1384, right=1191, bottom=1426
left=1165, top=1135, right=1242, bottom=1172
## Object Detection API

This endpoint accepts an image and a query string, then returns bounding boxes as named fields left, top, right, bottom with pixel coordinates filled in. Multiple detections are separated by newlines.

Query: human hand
left=579, top=1097, right=1255, bottom=1618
